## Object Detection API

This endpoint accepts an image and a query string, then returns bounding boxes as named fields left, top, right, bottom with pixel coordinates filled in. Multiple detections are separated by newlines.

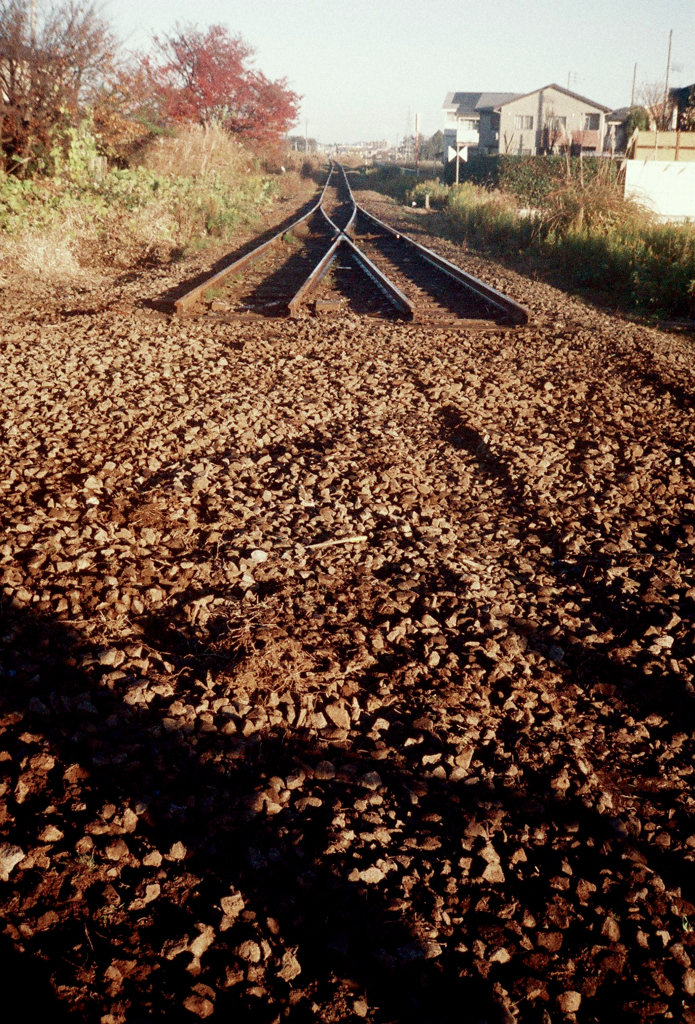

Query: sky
left=107, top=0, right=695, bottom=143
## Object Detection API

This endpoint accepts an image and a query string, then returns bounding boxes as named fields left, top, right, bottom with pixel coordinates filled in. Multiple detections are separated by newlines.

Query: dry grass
left=138, top=124, right=255, bottom=185
left=2, top=219, right=102, bottom=286
left=212, top=619, right=318, bottom=697
left=540, top=161, right=649, bottom=239
left=234, top=637, right=317, bottom=695
left=0, top=124, right=282, bottom=285
left=279, top=151, right=323, bottom=178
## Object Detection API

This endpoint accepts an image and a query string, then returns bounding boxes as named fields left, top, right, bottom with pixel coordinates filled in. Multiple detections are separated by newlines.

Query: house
left=442, top=91, right=520, bottom=156
left=443, top=84, right=610, bottom=157
left=670, top=84, right=695, bottom=128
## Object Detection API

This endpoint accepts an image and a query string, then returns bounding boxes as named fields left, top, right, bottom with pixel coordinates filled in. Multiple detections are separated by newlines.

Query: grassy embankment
left=363, top=164, right=695, bottom=320
left=0, top=125, right=316, bottom=284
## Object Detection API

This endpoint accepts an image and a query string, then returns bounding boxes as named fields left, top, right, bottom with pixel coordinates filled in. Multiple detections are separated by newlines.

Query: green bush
left=444, top=183, right=536, bottom=252
left=442, top=182, right=695, bottom=315
left=0, top=121, right=279, bottom=245
left=362, top=165, right=414, bottom=203
left=408, top=179, right=450, bottom=209
left=444, top=154, right=619, bottom=207
left=625, top=107, right=650, bottom=138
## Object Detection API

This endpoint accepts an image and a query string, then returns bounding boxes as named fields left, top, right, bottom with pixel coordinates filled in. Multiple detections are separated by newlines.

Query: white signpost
left=448, top=144, right=468, bottom=184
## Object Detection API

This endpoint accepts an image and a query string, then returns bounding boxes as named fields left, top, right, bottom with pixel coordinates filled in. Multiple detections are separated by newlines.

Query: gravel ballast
left=0, top=190, right=694, bottom=1023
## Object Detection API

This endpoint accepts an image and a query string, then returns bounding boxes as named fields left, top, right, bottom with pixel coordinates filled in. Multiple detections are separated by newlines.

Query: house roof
left=442, top=91, right=521, bottom=115
left=606, top=107, right=630, bottom=123
left=492, top=83, right=611, bottom=113
left=670, top=83, right=695, bottom=109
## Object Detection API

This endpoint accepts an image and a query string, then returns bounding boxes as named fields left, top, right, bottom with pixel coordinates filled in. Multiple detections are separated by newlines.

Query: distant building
left=443, top=84, right=610, bottom=157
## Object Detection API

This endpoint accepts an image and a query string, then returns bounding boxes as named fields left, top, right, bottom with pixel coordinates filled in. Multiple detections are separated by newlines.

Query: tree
left=287, top=136, right=317, bottom=153
left=625, top=106, right=650, bottom=139
left=419, top=130, right=443, bottom=161
left=0, top=0, right=116, bottom=173
left=541, top=105, right=566, bottom=154
left=638, top=81, right=675, bottom=131
left=146, top=24, right=300, bottom=146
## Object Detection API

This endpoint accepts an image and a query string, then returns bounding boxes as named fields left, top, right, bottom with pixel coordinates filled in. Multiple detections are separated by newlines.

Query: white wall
left=625, top=160, right=695, bottom=221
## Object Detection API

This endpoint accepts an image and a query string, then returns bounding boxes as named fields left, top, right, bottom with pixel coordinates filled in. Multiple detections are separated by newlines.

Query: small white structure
left=625, top=160, right=695, bottom=222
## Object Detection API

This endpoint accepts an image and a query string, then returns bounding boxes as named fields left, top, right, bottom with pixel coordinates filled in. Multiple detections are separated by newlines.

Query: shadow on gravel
left=612, top=348, right=695, bottom=417
left=146, top=196, right=323, bottom=313
left=0, top=931, right=77, bottom=1021
left=435, top=404, right=695, bottom=738
left=0, top=603, right=505, bottom=1023
left=1, top=593, right=694, bottom=1022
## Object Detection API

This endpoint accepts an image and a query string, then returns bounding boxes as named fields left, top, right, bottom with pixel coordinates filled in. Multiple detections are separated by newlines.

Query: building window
left=514, top=115, right=534, bottom=130
left=457, top=118, right=477, bottom=130
left=547, top=115, right=567, bottom=131
left=582, top=113, right=600, bottom=130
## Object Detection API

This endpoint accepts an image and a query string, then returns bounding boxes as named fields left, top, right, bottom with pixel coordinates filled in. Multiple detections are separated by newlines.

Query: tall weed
left=138, top=124, right=254, bottom=184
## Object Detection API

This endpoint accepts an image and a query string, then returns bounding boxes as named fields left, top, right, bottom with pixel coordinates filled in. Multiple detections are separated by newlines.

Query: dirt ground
left=0, top=182, right=695, bottom=1024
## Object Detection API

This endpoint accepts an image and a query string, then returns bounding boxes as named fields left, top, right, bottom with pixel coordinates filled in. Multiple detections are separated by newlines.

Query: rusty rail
left=174, top=166, right=338, bottom=315
left=352, top=203, right=529, bottom=326
left=172, top=160, right=529, bottom=327
left=287, top=235, right=343, bottom=317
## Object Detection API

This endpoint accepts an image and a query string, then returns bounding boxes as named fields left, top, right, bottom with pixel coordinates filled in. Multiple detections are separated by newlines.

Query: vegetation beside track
left=0, top=124, right=313, bottom=283
left=363, top=165, right=695, bottom=319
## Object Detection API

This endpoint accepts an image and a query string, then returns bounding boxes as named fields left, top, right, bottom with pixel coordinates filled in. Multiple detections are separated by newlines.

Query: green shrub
left=444, top=154, right=619, bottom=207
left=408, top=179, right=450, bottom=209
left=444, top=183, right=536, bottom=252
left=0, top=121, right=279, bottom=246
left=362, top=164, right=414, bottom=203
left=625, top=107, right=650, bottom=138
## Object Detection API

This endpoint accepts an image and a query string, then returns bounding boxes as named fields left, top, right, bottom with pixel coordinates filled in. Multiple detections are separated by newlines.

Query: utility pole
left=414, top=113, right=419, bottom=177
left=630, top=63, right=637, bottom=107
left=30, top=0, right=36, bottom=43
left=663, top=29, right=673, bottom=128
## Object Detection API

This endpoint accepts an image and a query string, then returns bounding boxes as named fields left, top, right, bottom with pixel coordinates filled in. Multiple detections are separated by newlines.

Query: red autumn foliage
left=0, top=0, right=115, bottom=174
left=146, top=24, right=301, bottom=145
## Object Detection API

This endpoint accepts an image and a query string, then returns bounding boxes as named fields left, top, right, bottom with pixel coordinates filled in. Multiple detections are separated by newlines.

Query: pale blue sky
left=107, top=0, right=695, bottom=142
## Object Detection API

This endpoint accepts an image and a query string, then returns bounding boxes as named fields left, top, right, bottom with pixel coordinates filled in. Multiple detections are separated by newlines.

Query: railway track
left=174, top=163, right=529, bottom=328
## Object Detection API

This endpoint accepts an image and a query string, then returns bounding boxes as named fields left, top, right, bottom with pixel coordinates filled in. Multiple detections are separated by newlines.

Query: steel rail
left=174, top=165, right=338, bottom=315
left=352, top=202, right=529, bottom=326
left=289, top=161, right=410, bottom=318
left=173, top=159, right=529, bottom=326
left=310, top=162, right=527, bottom=325
left=287, top=234, right=343, bottom=317
left=340, top=236, right=413, bottom=317
left=335, top=163, right=358, bottom=237
left=317, top=160, right=356, bottom=237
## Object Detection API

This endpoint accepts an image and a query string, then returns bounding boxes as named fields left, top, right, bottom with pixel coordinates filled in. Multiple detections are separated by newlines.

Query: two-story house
left=443, top=84, right=610, bottom=157
left=442, top=91, right=520, bottom=156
